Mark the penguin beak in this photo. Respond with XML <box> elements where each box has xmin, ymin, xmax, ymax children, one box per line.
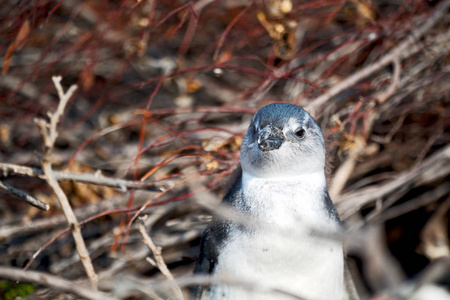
<box><xmin>257</xmin><ymin>125</ymin><xmax>285</xmax><ymax>151</ymax></box>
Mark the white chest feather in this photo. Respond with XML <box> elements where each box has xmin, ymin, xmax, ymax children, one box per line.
<box><xmin>210</xmin><ymin>172</ymin><xmax>346</xmax><ymax>300</ymax></box>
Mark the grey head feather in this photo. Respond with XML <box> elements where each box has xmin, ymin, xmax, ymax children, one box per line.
<box><xmin>241</xmin><ymin>103</ymin><xmax>326</xmax><ymax>178</ymax></box>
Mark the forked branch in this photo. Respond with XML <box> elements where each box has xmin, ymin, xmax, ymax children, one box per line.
<box><xmin>34</xmin><ymin>76</ymin><xmax>98</xmax><ymax>289</ymax></box>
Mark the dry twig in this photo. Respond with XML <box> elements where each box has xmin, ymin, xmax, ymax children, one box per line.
<box><xmin>304</xmin><ymin>0</ymin><xmax>450</xmax><ymax>114</ymax></box>
<box><xmin>34</xmin><ymin>76</ymin><xmax>98</xmax><ymax>289</ymax></box>
<box><xmin>137</xmin><ymin>215</ymin><xmax>184</xmax><ymax>300</ymax></box>
<box><xmin>0</xmin><ymin>162</ymin><xmax>169</xmax><ymax>192</ymax></box>
<box><xmin>0</xmin><ymin>193</ymin><xmax>127</xmax><ymax>240</ymax></box>
<box><xmin>376</xmin><ymin>58</ymin><xmax>401</xmax><ymax>104</ymax></box>
<box><xmin>0</xmin><ymin>179</ymin><xmax>49</xmax><ymax>211</ymax></box>
<box><xmin>336</xmin><ymin>145</ymin><xmax>450</xmax><ymax>219</ymax></box>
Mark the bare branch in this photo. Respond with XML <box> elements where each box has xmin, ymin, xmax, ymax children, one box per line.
<box><xmin>329</xmin><ymin>156</ymin><xmax>357</xmax><ymax>200</ymax></box>
<box><xmin>376</xmin><ymin>58</ymin><xmax>401</xmax><ymax>104</ymax></box>
<box><xmin>304</xmin><ymin>0</ymin><xmax>450</xmax><ymax>114</ymax></box>
<box><xmin>0</xmin><ymin>266</ymin><xmax>118</xmax><ymax>300</ymax></box>
<box><xmin>375</xmin><ymin>184</ymin><xmax>450</xmax><ymax>223</ymax></box>
<box><xmin>362</xmin><ymin>227</ymin><xmax>405</xmax><ymax>291</ymax></box>
<box><xmin>0</xmin><ymin>193</ymin><xmax>127</xmax><ymax>241</ymax></box>
<box><xmin>336</xmin><ymin>145</ymin><xmax>450</xmax><ymax>219</ymax></box>
<box><xmin>0</xmin><ymin>162</ymin><xmax>168</xmax><ymax>192</ymax></box>
<box><xmin>137</xmin><ymin>215</ymin><xmax>184</xmax><ymax>300</ymax></box>
<box><xmin>0</xmin><ymin>180</ymin><xmax>49</xmax><ymax>211</ymax></box>
<box><xmin>34</xmin><ymin>76</ymin><xmax>98</xmax><ymax>289</ymax></box>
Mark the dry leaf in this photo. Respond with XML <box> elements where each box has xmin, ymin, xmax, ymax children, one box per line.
<box><xmin>349</xmin><ymin>0</ymin><xmax>376</xmax><ymax>25</ymax></box>
<box><xmin>186</xmin><ymin>79</ymin><xmax>202</xmax><ymax>93</ymax></box>
<box><xmin>338</xmin><ymin>134</ymin><xmax>367</xmax><ymax>160</ymax></box>
<box><xmin>14</xmin><ymin>19</ymin><xmax>30</xmax><ymax>51</ymax></box>
<box><xmin>2</xmin><ymin>20</ymin><xmax>30</xmax><ymax>74</ymax></box>
<box><xmin>262</xmin><ymin>0</ymin><xmax>293</xmax><ymax>19</ymax></box>
<box><xmin>2</xmin><ymin>43</ymin><xmax>15</xmax><ymax>75</ymax></box>
<box><xmin>216</xmin><ymin>49</ymin><xmax>233</xmax><ymax>64</ymax></box>
<box><xmin>257</xmin><ymin>1</ymin><xmax>297</xmax><ymax>60</ymax></box>
<box><xmin>205</xmin><ymin>160</ymin><xmax>219</xmax><ymax>171</ymax></box>
<box><xmin>202</xmin><ymin>137</ymin><xmax>228</xmax><ymax>152</ymax></box>
<box><xmin>420</xmin><ymin>198</ymin><xmax>450</xmax><ymax>260</ymax></box>
<box><xmin>81</xmin><ymin>66</ymin><xmax>95</xmax><ymax>92</ymax></box>
<box><xmin>61</xmin><ymin>162</ymin><xmax>117</xmax><ymax>206</ymax></box>
<box><xmin>0</xmin><ymin>123</ymin><xmax>11</xmax><ymax>145</ymax></box>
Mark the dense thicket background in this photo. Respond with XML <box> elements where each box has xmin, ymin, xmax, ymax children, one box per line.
<box><xmin>0</xmin><ymin>0</ymin><xmax>449</xmax><ymax>299</ymax></box>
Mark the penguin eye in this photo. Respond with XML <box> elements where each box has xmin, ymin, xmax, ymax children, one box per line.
<box><xmin>295</xmin><ymin>128</ymin><xmax>306</xmax><ymax>139</ymax></box>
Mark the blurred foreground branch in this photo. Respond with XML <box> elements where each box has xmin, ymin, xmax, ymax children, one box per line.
<box><xmin>336</xmin><ymin>144</ymin><xmax>450</xmax><ymax>219</ymax></box>
<box><xmin>0</xmin><ymin>266</ymin><xmax>118</xmax><ymax>300</ymax></box>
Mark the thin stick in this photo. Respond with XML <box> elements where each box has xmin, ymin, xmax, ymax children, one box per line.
<box><xmin>0</xmin><ymin>180</ymin><xmax>49</xmax><ymax>211</ymax></box>
<box><xmin>0</xmin><ymin>266</ymin><xmax>118</xmax><ymax>300</ymax></box>
<box><xmin>376</xmin><ymin>58</ymin><xmax>401</xmax><ymax>104</ymax></box>
<box><xmin>213</xmin><ymin>2</ymin><xmax>252</xmax><ymax>61</ymax></box>
<box><xmin>375</xmin><ymin>184</ymin><xmax>450</xmax><ymax>223</ymax></box>
<box><xmin>0</xmin><ymin>162</ymin><xmax>168</xmax><ymax>192</ymax></box>
<box><xmin>304</xmin><ymin>0</ymin><xmax>450</xmax><ymax>113</ymax></box>
<box><xmin>134</xmin><ymin>105</ymin><xmax>257</xmax><ymax>117</ymax></box>
<box><xmin>34</xmin><ymin>76</ymin><xmax>98</xmax><ymax>289</ymax></box>
<box><xmin>337</xmin><ymin>144</ymin><xmax>450</xmax><ymax>219</ymax></box>
<box><xmin>137</xmin><ymin>215</ymin><xmax>184</xmax><ymax>300</ymax></box>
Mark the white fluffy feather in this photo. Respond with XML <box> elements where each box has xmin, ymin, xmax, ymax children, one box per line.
<box><xmin>197</xmin><ymin>104</ymin><xmax>348</xmax><ymax>300</ymax></box>
<box><xmin>210</xmin><ymin>171</ymin><xmax>345</xmax><ymax>300</ymax></box>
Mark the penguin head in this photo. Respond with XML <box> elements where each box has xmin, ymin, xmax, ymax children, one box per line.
<box><xmin>240</xmin><ymin>103</ymin><xmax>326</xmax><ymax>179</ymax></box>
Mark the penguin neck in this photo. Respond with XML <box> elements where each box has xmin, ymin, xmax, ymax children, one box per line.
<box><xmin>240</xmin><ymin>170</ymin><xmax>331</xmax><ymax>229</ymax></box>
<box><xmin>241</xmin><ymin>170</ymin><xmax>327</xmax><ymax>190</ymax></box>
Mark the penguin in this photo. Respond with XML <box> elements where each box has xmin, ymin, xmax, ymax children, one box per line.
<box><xmin>191</xmin><ymin>103</ymin><xmax>359</xmax><ymax>300</ymax></box>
